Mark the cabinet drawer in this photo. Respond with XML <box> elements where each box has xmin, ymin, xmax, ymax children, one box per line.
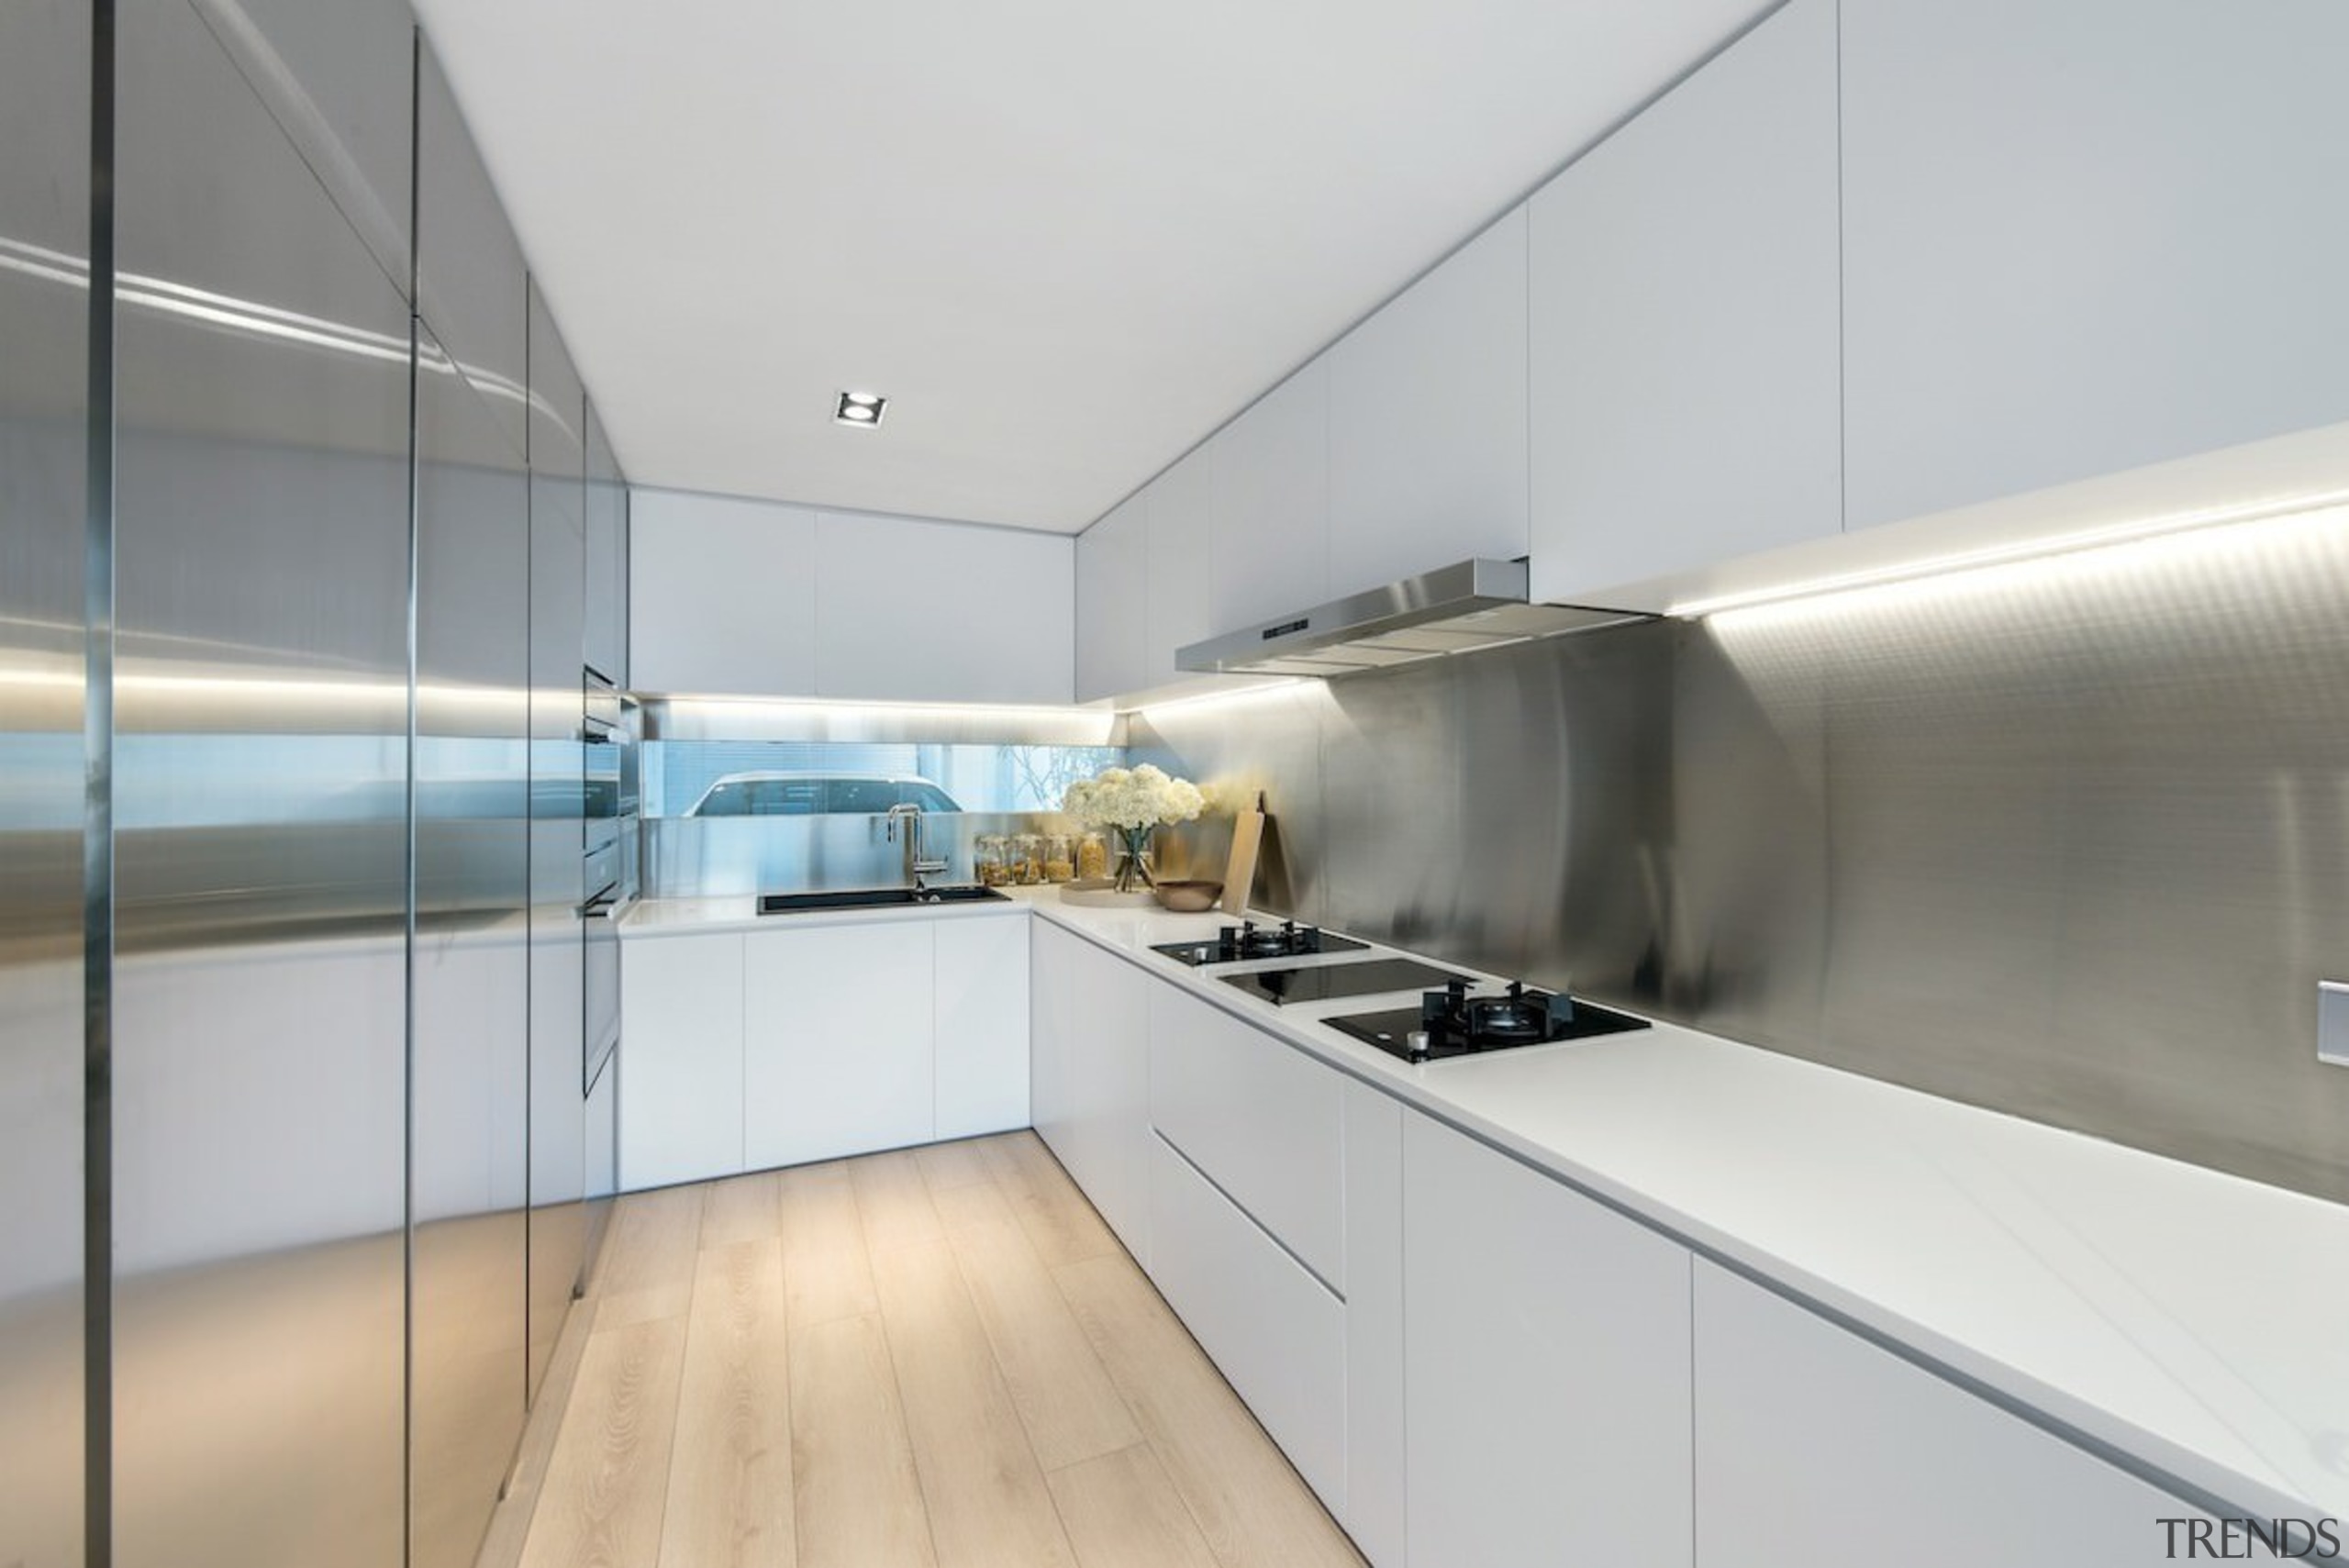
<box><xmin>1147</xmin><ymin>1132</ymin><xmax>1346</xmax><ymax>1515</ymax></box>
<box><xmin>1147</xmin><ymin>983</ymin><xmax>1345</xmax><ymax>1290</ymax></box>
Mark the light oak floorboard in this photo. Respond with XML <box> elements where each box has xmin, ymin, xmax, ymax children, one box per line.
<box><xmin>870</xmin><ymin>1239</ymin><xmax>1080</xmax><ymax>1568</ymax></box>
<box><xmin>789</xmin><ymin>1313</ymin><xmax>937</xmax><ymax>1568</ymax></box>
<box><xmin>932</xmin><ymin>1179</ymin><xmax>1142</xmax><ymax>1472</ymax></box>
<box><xmin>518</xmin><ymin>1316</ymin><xmax>689</xmax><ymax>1568</ymax></box>
<box><xmin>980</xmin><ymin>1131</ymin><xmax>1121</xmax><ymax>1270</ymax></box>
<box><xmin>658</xmin><ymin>1240</ymin><xmax>795</xmax><ymax>1568</ymax></box>
<box><xmin>1055</xmin><ymin>1255</ymin><xmax>1365</xmax><ymax>1568</ymax></box>
<box><xmin>598</xmin><ymin>1185</ymin><xmax>707</xmax><ymax>1328</ymax></box>
<box><xmin>699</xmin><ymin>1171</ymin><xmax>784</xmax><ymax>1251</ymax></box>
<box><xmin>476</xmin><ymin>1296</ymin><xmax>597</xmax><ymax>1568</ymax></box>
<box><xmin>776</xmin><ymin>1162</ymin><xmax>878</xmax><ymax>1330</ymax></box>
<box><xmin>850</xmin><ymin>1148</ymin><xmax>945</xmax><ymax>1256</ymax></box>
<box><xmin>911</xmin><ymin>1136</ymin><xmax>995</xmax><ymax>1194</ymax></box>
<box><xmin>1047</xmin><ymin>1443</ymin><xmax>1224</xmax><ymax>1568</ymax></box>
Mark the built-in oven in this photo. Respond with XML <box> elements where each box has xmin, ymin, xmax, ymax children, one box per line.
<box><xmin>582</xmin><ymin>667</ymin><xmax>626</xmax><ymax>1093</ymax></box>
<box><xmin>582</xmin><ymin>833</ymin><xmax>621</xmax><ymax>1093</ymax></box>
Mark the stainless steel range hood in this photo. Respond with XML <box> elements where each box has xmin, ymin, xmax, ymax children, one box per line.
<box><xmin>1174</xmin><ymin>559</ymin><xmax>1649</xmax><ymax>678</ymax></box>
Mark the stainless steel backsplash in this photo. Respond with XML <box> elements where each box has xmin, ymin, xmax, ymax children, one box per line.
<box><xmin>1133</xmin><ymin>512</ymin><xmax>2349</xmax><ymax>1203</ymax></box>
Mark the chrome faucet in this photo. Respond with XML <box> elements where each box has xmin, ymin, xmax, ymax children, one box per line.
<box><xmin>885</xmin><ymin>802</ymin><xmax>950</xmax><ymax>891</ymax></box>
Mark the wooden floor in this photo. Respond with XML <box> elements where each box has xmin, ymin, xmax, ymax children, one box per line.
<box><xmin>493</xmin><ymin>1132</ymin><xmax>1366</xmax><ymax>1568</ymax></box>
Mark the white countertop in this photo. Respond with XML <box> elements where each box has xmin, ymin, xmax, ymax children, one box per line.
<box><xmin>618</xmin><ymin>889</ymin><xmax>1030</xmax><ymax>938</ymax></box>
<box><xmin>620</xmin><ymin>884</ymin><xmax>2349</xmax><ymax>1518</ymax></box>
<box><xmin>1021</xmin><ymin>890</ymin><xmax>2349</xmax><ymax>1523</ymax></box>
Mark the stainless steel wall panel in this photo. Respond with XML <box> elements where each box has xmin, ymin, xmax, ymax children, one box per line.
<box><xmin>415</xmin><ymin>33</ymin><xmax>529</xmax><ymax>462</ymax></box>
<box><xmin>111</xmin><ymin>3</ymin><xmax>411</xmax><ymax>1563</ymax></box>
<box><xmin>525</xmin><ymin>278</ymin><xmax>586</xmax><ymax>1399</ymax></box>
<box><xmin>0</xmin><ymin>2</ymin><xmax>89</xmax><ymax>1562</ymax></box>
<box><xmin>1133</xmin><ymin>511</ymin><xmax>2349</xmax><ymax>1203</ymax></box>
<box><xmin>409</xmin><ymin>320</ymin><xmax>533</xmax><ymax>1568</ymax></box>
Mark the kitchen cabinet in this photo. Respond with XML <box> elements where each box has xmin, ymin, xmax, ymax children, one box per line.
<box><xmin>1693</xmin><ymin>1261</ymin><xmax>2210</xmax><ymax>1564</ymax></box>
<box><xmin>583</xmin><ymin>399</ymin><xmax>628</xmax><ymax>685</ymax></box>
<box><xmin>1404</xmin><ymin>1111</ymin><xmax>1694</xmax><ymax>1568</ymax></box>
<box><xmin>1527</xmin><ymin>0</ymin><xmax>1841</xmax><ymax>606</ymax></box>
<box><xmin>415</xmin><ymin>33</ymin><xmax>529</xmax><ymax>465</ymax></box>
<box><xmin>1139</xmin><ymin>449</ymin><xmax>1218</xmax><ymax>689</ymax></box>
<box><xmin>1028</xmin><ymin>922</ymin><xmax>1151</xmax><ymax>1260</ymax></box>
<box><xmin>813</xmin><ymin>509</ymin><xmax>1074</xmax><ymax>704</ymax></box>
<box><xmin>1210</xmin><ymin>361</ymin><xmax>1330</xmax><ymax>633</ymax></box>
<box><xmin>1029</xmin><ymin>920</ymin><xmax>1081</xmax><ymax>1158</ymax></box>
<box><xmin>1341</xmin><ymin>1080</ymin><xmax>1406</xmax><ymax>1568</ymax></box>
<box><xmin>744</xmin><ymin>923</ymin><xmax>936</xmax><ymax>1168</ymax></box>
<box><xmin>1146</xmin><ymin>1133</ymin><xmax>1348</xmax><ymax>1514</ymax></box>
<box><xmin>933</xmin><ymin>915</ymin><xmax>1030</xmax><ymax>1140</ymax></box>
<box><xmin>1840</xmin><ymin>0</ymin><xmax>2349</xmax><ymax>531</ymax></box>
<box><xmin>1074</xmin><ymin>491</ymin><xmax>1150</xmax><ymax>702</ymax></box>
<box><xmin>1327</xmin><ymin>208</ymin><xmax>1530</xmax><ymax>598</ymax></box>
<box><xmin>618</xmin><ymin>930</ymin><xmax>743</xmax><ymax>1190</ymax></box>
<box><xmin>1145</xmin><ymin>983</ymin><xmax>1344</xmax><ymax>1290</ymax></box>
<box><xmin>629</xmin><ymin>487</ymin><xmax>818</xmax><ymax>696</ymax></box>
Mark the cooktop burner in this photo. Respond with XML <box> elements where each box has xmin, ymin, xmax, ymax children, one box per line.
<box><xmin>1326</xmin><ymin>979</ymin><xmax>1650</xmax><ymax>1062</ymax></box>
<box><xmin>1151</xmin><ymin>919</ymin><xmax>1370</xmax><ymax>967</ymax></box>
<box><xmin>1219</xmin><ymin>958</ymin><xmax>1470</xmax><ymax>1006</ymax></box>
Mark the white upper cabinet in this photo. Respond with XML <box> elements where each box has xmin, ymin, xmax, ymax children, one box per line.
<box><xmin>1328</xmin><ymin>208</ymin><xmax>1531</xmax><ymax>597</ymax></box>
<box><xmin>814</xmin><ymin>510</ymin><xmax>1073</xmax><ymax>704</ymax></box>
<box><xmin>629</xmin><ymin>487</ymin><xmax>818</xmax><ymax>696</ymax></box>
<box><xmin>629</xmin><ymin>487</ymin><xmax>1073</xmax><ymax>702</ymax></box>
<box><xmin>1141</xmin><ymin>447</ymin><xmax>1217</xmax><ymax>686</ymax></box>
<box><xmin>1210</xmin><ymin>361</ymin><xmax>1330</xmax><ymax>633</ymax></box>
<box><xmin>1840</xmin><ymin>0</ymin><xmax>2349</xmax><ymax>531</ymax></box>
<box><xmin>1074</xmin><ymin>490</ymin><xmax>1149</xmax><ymax>702</ymax></box>
<box><xmin>1529</xmin><ymin>0</ymin><xmax>1842</xmax><ymax>606</ymax></box>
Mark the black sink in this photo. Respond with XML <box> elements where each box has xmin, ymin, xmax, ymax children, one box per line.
<box><xmin>757</xmin><ymin>885</ymin><xmax>1010</xmax><ymax>915</ymax></box>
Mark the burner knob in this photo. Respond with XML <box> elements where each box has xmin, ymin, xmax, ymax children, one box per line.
<box><xmin>1405</xmin><ymin>1030</ymin><xmax>1431</xmax><ymax>1062</ymax></box>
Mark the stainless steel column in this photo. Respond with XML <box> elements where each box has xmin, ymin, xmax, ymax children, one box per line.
<box><xmin>0</xmin><ymin>3</ymin><xmax>92</xmax><ymax>1563</ymax></box>
<box><xmin>110</xmin><ymin>1</ymin><xmax>411</xmax><ymax>1562</ymax></box>
<box><xmin>525</xmin><ymin>278</ymin><xmax>587</xmax><ymax>1399</ymax></box>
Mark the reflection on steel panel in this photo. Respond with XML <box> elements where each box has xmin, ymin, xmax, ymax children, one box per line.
<box><xmin>0</xmin><ymin>2</ymin><xmax>89</xmax><ymax>1562</ymax></box>
<box><xmin>111</xmin><ymin>4</ymin><xmax>409</xmax><ymax>1564</ymax></box>
<box><xmin>410</xmin><ymin>319</ymin><xmax>533</xmax><ymax>1568</ymax></box>
<box><xmin>526</xmin><ymin>276</ymin><xmax>587</xmax><ymax>1400</ymax></box>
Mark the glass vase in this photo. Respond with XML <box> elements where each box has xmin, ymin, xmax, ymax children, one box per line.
<box><xmin>1112</xmin><ymin>825</ymin><xmax>1156</xmax><ymax>894</ymax></box>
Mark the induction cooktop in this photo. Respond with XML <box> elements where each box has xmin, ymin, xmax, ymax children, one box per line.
<box><xmin>1219</xmin><ymin>958</ymin><xmax>1471</xmax><ymax>1006</ymax></box>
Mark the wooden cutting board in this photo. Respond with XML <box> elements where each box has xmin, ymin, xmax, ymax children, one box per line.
<box><xmin>1219</xmin><ymin>793</ymin><xmax>1265</xmax><ymax>915</ymax></box>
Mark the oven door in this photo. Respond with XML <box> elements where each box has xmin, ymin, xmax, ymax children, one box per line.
<box><xmin>581</xmin><ymin>836</ymin><xmax>621</xmax><ymax>1094</ymax></box>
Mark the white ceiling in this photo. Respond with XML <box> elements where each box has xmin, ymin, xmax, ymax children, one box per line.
<box><xmin>412</xmin><ymin>0</ymin><xmax>1774</xmax><ymax>535</ymax></box>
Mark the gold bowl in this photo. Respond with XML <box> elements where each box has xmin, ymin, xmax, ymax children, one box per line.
<box><xmin>1152</xmin><ymin>880</ymin><xmax>1224</xmax><ymax>913</ymax></box>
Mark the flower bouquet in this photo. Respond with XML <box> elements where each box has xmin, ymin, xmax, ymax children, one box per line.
<box><xmin>1061</xmin><ymin>764</ymin><xmax>1206</xmax><ymax>895</ymax></box>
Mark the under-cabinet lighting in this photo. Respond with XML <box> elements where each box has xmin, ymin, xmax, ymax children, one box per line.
<box><xmin>1131</xmin><ymin>680</ymin><xmax>1312</xmax><ymax>720</ymax></box>
<box><xmin>1669</xmin><ymin>485</ymin><xmax>2349</xmax><ymax>619</ymax></box>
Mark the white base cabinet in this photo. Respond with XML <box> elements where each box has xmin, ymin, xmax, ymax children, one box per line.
<box><xmin>1146</xmin><ymin>1134</ymin><xmax>1349</xmax><ymax>1513</ymax></box>
<box><xmin>618</xmin><ymin>914</ymin><xmax>1029</xmax><ymax>1191</ymax></box>
<box><xmin>1404</xmin><ymin>1111</ymin><xmax>1694</xmax><ymax>1568</ymax></box>
<box><xmin>1693</xmin><ymin>1261</ymin><xmax>2207</xmax><ymax>1566</ymax></box>
<box><xmin>1028</xmin><ymin>919</ymin><xmax>1151</xmax><ymax>1260</ymax></box>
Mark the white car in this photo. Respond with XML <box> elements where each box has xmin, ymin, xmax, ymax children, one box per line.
<box><xmin>684</xmin><ymin>772</ymin><xmax>962</xmax><ymax>817</ymax></box>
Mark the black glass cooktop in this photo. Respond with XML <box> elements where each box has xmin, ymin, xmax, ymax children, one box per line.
<box><xmin>1151</xmin><ymin>922</ymin><xmax>1371</xmax><ymax>967</ymax></box>
<box><xmin>1325</xmin><ymin>983</ymin><xmax>1650</xmax><ymax>1063</ymax></box>
<box><xmin>1219</xmin><ymin>959</ymin><xmax>1470</xmax><ymax>1006</ymax></box>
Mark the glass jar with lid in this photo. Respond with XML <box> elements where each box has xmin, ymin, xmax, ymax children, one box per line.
<box><xmin>1041</xmin><ymin>833</ymin><xmax>1074</xmax><ymax>883</ymax></box>
<box><xmin>974</xmin><ymin>834</ymin><xmax>1009</xmax><ymax>887</ymax></box>
<box><xmin>1014</xmin><ymin>833</ymin><xmax>1045</xmax><ymax>884</ymax></box>
<box><xmin>1074</xmin><ymin>830</ymin><xmax>1110</xmax><ymax>883</ymax></box>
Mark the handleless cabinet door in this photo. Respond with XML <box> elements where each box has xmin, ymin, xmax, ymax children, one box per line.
<box><xmin>933</xmin><ymin>917</ymin><xmax>1030</xmax><ymax>1140</ymax></box>
<box><xmin>584</xmin><ymin>400</ymin><xmax>627</xmax><ymax>685</ymax></box>
<box><xmin>814</xmin><ymin>509</ymin><xmax>1074</xmax><ymax>704</ymax></box>
<box><xmin>416</xmin><ymin>34</ymin><xmax>529</xmax><ymax>463</ymax></box>
<box><xmin>0</xmin><ymin>4</ymin><xmax>87</xmax><ymax>1562</ymax></box>
<box><xmin>1693</xmin><ymin>1261</ymin><xmax>2210</xmax><ymax>1565</ymax></box>
<box><xmin>619</xmin><ymin>932</ymin><xmax>745</xmax><ymax>1190</ymax></box>
<box><xmin>1210</xmin><ymin>361</ymin><xmax>1330</xmax><ymax>634</ymax></box>
<box><xmin>1841</xmin><ymin>0</ymin><xmax>2349</xmax><ymax>530</ymax></box>
<box><xmin>1328</xmin><ymin>208</ymin><xmax>1530</xmax><ymax>598</ymax></box>
<box><xmin>1141</xmin><ymin>450</ymin><xmax>1216</xmax><ymax>687</ymax></box>
<box><xmin>1074</xmin><ymin>494</ymin><xmax>1149</xmax><ymax>701</ymax></box>
<box><xmin>629</xmin><ymin>486</ymin><xmax>818</xmax><ymax>697</ymax></box>
<box><xmin>1529</xmin><ymin>0</ymin><xmax>1842</xmax><ymax>605</ymax></box>
<box><xmin>744</xmin><ymin>923</ymin><xmax>936</xmax><ymax>1168</ymax></box>
<box><xmin>1404</xmin><ymin>1112</ymin><xmax>1694</xmax><ymax>1568</ymax></box>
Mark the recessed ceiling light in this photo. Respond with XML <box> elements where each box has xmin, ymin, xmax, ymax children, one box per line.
<box><xmin>835</xmin><ymin>390</ymin><xmax>886</xmax><ymax>428</ymax></box>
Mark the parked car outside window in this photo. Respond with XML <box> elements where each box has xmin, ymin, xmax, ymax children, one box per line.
<box><xmin>685</xmin><ymin>772</ymin><xmax>962</xmax><ymax>817</ymax></box>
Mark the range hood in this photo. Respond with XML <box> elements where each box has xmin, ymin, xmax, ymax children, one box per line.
<box><xmin>1174</xmin><ymin>559</ymin><xmax>1649</xmax><ymax>678</ymax></box>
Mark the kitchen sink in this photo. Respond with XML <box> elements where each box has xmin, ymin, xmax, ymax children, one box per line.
<box><xmin>757</xmin><ymin>884</ymin><xmax>1011</xmax><ymax>915</ymax></box>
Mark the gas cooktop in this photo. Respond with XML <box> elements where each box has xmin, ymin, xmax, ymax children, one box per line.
<box><xmin>1326</xmin><ymin>979</ymin><xmax>1650</xmax><ymax>1063</ymax></box>
<box><xmin>1151</xmin><ymin>919</ymin><xmax>1370</xmax><ymax>967</ymax></box>
<box><xmin>1219</xmin><ymin>958</ymin><xmax>1470</xmax><ymax>1007</ymax></box>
